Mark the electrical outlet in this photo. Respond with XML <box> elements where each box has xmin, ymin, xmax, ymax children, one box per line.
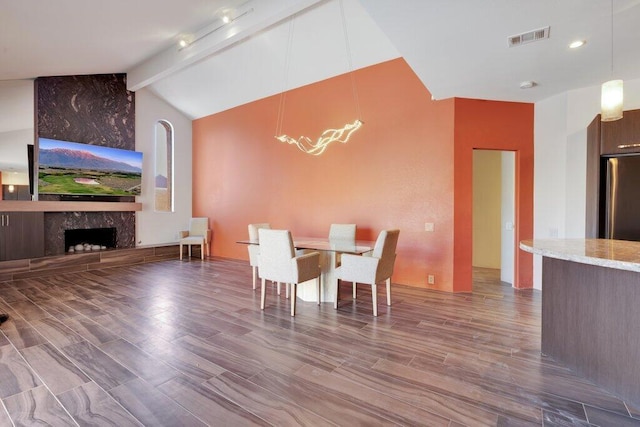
<box><xmin>427</xmin><ymin>274</ymin><xmax>435</xmax><ymax>284</ymax></box>
<box><xmin>425</xmin><ymin>222</ymin><xmax>434</xmax><ymax>232</ymax></box>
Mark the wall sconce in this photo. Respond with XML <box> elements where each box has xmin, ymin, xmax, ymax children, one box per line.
<box><xmin>8</xmin><ymin>185</ymin><xmax>15</xmax><ymax>193</ymax></box>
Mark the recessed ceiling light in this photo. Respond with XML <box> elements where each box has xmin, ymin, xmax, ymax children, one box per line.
<box><xmin>222</xmin><ymin>15</ymin><xmax>230</xmax><ymax>24</ymax></box>
<box><xmin>569</xmin><ymin>40</ymin><xmax>586</xmax><ymax>49</ymax></box>
<box><xmin>520</xmin><ymin>81</ymin><xmax>537</xmax><ymax>89</ymax></box>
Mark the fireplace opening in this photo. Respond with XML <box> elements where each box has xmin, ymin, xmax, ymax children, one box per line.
<box><xmin>65</xmin><ymin>227</ymin><xmax>116</xmax><ymax>252</ymax></box>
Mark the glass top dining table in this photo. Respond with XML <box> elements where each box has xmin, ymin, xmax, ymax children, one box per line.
<box><xmin>237</xmin><ymin>237</ymin><xmax>373</xmax><ymax>254</ymax></box>
<box><xmin>237</xmin><ymin>237</ymin><xmax>375</xmax><ymax>302</ymax></box>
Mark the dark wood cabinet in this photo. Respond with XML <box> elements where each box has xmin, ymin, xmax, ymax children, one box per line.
<box><xmin>0</xmin><ymin>212</ymin><xmax>44</xmax><ymax>261</ymax></box>
<box><xmin>586</xmin><ymin>108</ymin><xmax>640</xmax><ymax>238</ymax></box>
<box><xmin>1</xmin><ymin>185</ymin><xmax>32</xmax><ymax>201</ymax></box>
<box><xmin>600</xmin><ymin>109</ymin><xmax>640</xmax><ymax>155</ymax></box>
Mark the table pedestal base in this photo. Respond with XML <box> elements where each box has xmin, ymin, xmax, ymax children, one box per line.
<box><xmin>297</xmin><ymin>251</ymin><xmax>337</xmax><ymax>302</ymax></box>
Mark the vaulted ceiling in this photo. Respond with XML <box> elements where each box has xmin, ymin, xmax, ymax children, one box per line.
<box><xmin>2</xmin><ymin>0</ymin><xmax>640</xmax><ymax>123</ymax></box>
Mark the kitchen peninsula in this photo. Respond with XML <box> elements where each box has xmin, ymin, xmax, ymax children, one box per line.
<box><xmin>520</xmin><ymin>238</ymin><xmax>640</xmax><ymax>407</ymax></box>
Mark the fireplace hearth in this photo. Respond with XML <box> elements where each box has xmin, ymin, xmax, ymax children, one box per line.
<box><xmin>65</xmin><ymin>227</ymin><xmax>116</xmax><ymax>253</ymax></box>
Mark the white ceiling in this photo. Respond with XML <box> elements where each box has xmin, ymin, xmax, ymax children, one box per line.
<box><xmin>362</xmin><ymin>0</ymin><xmax>640</xmax><ymax>103</ymax></box>
<box><xmin>2</xmin><ymin>0</ymin><xmax>640</xmax><ymax>123</ymax></box>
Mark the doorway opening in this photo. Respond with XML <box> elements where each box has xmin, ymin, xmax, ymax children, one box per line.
<box><xmin>472</xmin><ymin>149</ymin><xmax>516</xmax><ymax>291</ymax></box>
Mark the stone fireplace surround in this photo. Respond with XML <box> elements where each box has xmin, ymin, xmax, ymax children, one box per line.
<box><xmin>33</xmin><ymin>73</ymin><xmax>138</xmax><ymax>257</ymax></box>
<box><xmin>45</xmin><ymin>211</ymin><xmax>135</xmax><ymax>256</ymax></box>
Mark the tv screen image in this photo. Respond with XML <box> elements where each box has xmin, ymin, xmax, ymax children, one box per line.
<box><xmin>38</xmin><ymin>138</ymin><xmax>143</xmax><ymax>196</ymax></box>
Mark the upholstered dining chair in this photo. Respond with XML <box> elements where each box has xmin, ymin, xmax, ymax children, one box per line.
<box><xmin>179</xmin><ymin>217</ymin><xmax>211</xmax><ymax>260</ymax></box>
<box><xmin>329</xmin><ymin>223</ymin><xmax>356</xmax><ymax>242</ymax></box>
<box><xmin>247</xmin><ymin>223</ymin><xmax>271</xmax><ymax>289</ymax></box>
<box><xmin>335</xmin><ymin>229</ymin><xmax>400</xmax><ymax>316</ymax></box>
<box><xmin>329</xmin><ymin>223</ymin><xmax>356</xmax><ymax>267</ymax></box>
<box><xmin>258</xmin><ymin>229</ymin><xmax>321</xmax><ymax>316</ymax></box>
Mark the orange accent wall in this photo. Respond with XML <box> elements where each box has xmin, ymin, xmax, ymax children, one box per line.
<box><xmin>192</xmin><ymin>58</ymin><xmax>534</xmax><ymax>292</ymax></box>
<box><xmin>453</xmin><ymin>98</ymin><xmax>534</xmax><ymax>291</ymax></box>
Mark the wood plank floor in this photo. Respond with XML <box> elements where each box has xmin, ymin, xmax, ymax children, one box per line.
<box><xmin>1</xmin><ymin>259</ymin><xmax>639</xmax><ymax>426</ymax></box>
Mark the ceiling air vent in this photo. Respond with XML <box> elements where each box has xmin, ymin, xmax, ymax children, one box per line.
<box><xmin>508</xmin><ymin>26</ymin><xmax>550</xmax><ymax>47</ymax></box>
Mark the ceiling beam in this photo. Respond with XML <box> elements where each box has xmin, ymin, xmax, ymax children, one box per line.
<box><xmin>127</xmin><ymin>0</ymin><xmax>327</xmax><ymax>92</ymax></box>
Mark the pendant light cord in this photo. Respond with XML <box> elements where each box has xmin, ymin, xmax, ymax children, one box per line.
<box><xmin>339</xmin><ymin>0</ymin><xmax>362</xmax><ymax>121</ymax></box>
<box><xmin>276</xmin><ymin>17</ymin><xmax>295</xmax><ymax>137</ymax></box>
<box><xmin>276</xmin><ymin>0</ymin><xmax>363</xmax><ymax>139</ymax></box>
<box><xmin>610</xmin><ymin>0</ymin><xmax>614</xmax><ymax>78</ymax></box>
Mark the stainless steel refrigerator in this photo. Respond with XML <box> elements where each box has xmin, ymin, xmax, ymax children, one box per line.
<box><xmin>604</xmin><ymin>155</ymin><xmax>640</xmax><ymax>241</ymax></box>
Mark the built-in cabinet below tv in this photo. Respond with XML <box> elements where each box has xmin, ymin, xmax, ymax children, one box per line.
<box><xmin>0</xmin><ymin>212</ymin><xmax>44</xmax><ymax>261</ymax></box>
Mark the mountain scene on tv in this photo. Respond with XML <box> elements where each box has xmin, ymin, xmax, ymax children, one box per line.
<box><xmin>38</xmin><ymin>138</ymin><xmax>142</xmax><ymax>196</ymax></box>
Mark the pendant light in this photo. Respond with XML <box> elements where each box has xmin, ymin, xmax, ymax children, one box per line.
<box><xmin>274</xmin><ymin>0</ymin><xmax>363</xmax><ymax>156</ymax></box>
<box><xmin>601</xmin><ymin>0</ymin><xmax>623</xmax><ymax>122</ymax></box>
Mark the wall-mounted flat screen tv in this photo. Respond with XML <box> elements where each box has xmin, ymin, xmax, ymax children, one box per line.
<box><xmin>38</xmin><ymin>138</ymin><xmax>143</xmax><ymax>196</ymax></box>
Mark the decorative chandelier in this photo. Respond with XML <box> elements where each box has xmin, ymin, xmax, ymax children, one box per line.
<box><xmin>275</xmin><ymin>119</ymin><xmax>362</xmax><ymax>156</ymax></box>
<box><xmin>274</xmin><ymin>0</ymin><xmax>363</xmax><ymax>155</ymax></box>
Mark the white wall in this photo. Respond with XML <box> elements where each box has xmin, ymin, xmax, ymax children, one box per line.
<box><xmin>501</xmin><ymin>151</ymin><xmax>515</xmax><ymax>285</ymax></box>
<box><xmin>0</xmin><ymin>80</ymin><xmax>34</xmax><ymax>175</ymax></box>
<box><xmin>135</xmin><ymin>88</ymin><xmax>193</xmax><ymax>246</ymax></box>
<box><xmin>533</xmin><ymin>77</ymin><xmax>640</xmax><ymax>289</ymax></box>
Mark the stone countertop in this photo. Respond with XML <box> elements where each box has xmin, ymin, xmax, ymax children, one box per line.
<box><xmin>520</xmin><ymin>238</ymin><xmax>640</xmax><ymax>273</ymax></box>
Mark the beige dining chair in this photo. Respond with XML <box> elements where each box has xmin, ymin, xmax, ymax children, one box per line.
<box><xmin>258</xmin><ymin>229</ymin><xmax>321</xmax><ymax>316</ymax></box>
<box><xmin>329</xmin><ymin>223</ymin><xmax>356</xmax><ymax>242</ymax></box>
<box><xmin>329</xmin><ymin>223</ymin><xmax>356</xmax><ymax>268</ymax></box>
<box><xmin>179</xmin><ymin>217</ymin><xmax>211</xmax><ymax>260</ymax></box>
<box><xmin>247</xmin><ymin>223</ymin><xmax>271</xmax><ymax>289</ymax></box>
<box><xmin>335</xmin><ymin>229</ymin><xmax>400</xmax><ymax>316</ymax></box>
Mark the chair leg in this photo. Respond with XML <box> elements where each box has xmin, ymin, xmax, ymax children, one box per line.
<box><xmin>286</xmin><ymin>283</ymin><xmax>290</xmax><ymax>299</ymax></box>
<box><xmin>179</xmin><ymin>243</ymin><xmax>183</xmax><ymax>260</ymax></box>
<box><xmin>277</xmin><ymin>282</ymin><xmax>281</xmax><ymax>296</ymax></box>
<box><xmin>386</xmin><ymin>278</ymin><xmax>391</xmax><ymax>306</ymax></box>
<box><xmin>188</xmin><ymin>244</ymin><xmax>192</xmax><ymax>258</ymax></box>
<box><xmin>353</xmin><ymin>282</ymin><xmax>357</xmax><ymax>299</ymax></box>
<box><xmin>317</xmin><ymin>277</ymin><xmax>321</xmax><ymax>305</ymax></box>
<box><xmin>201</xmin><ymin>243</ymin><xmax>204</xmax><ymax>260</ymax></box>
<box><xmin>291</xmin><ymin>284</ymin><xmax>297</xmax><ymax>316</ymax></box>
<box><xmin>334</xmin><ymin>279</ymin><xmax>340</xmax><ymax>309</ymax></box>
<box><xmin>260</xmin><ymin>278</ymin><xmax>267</xmax><ymax>310</ymax></box>
<box><xmin>252</xmin><ymin>266</ymin><xmax>257</xmax><ymax>290</ymax></box>
<box><xmin>372</xmin><ymin>284</ymin><xmax>378</xmax><ymax>316</ymax></box>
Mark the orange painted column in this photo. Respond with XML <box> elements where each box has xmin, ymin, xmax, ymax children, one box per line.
<box><xmin>453</xmin><ymin>99</ymin><xmax>534</xmax><ymax>291</ymax></box>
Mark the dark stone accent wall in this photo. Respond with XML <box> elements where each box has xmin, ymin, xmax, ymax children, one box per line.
<box><xmin>36</xmin><ymin>74</ymin><xmax>134</xmax><ymax>149</ymax></box>
<box><xmin>35</xmin><ymin>74</ymin><xmax>137</xmax><ymax>255</ymax></box>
